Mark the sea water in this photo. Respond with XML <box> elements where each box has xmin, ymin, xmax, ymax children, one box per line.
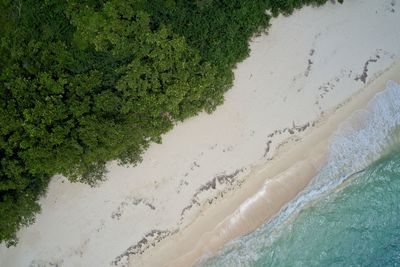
<box><xmin>198</xmin><ymin>81</ymin><xmax>400</xmax><ymax>267</ymax></box>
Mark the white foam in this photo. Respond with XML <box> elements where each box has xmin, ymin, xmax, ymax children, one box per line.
<box><xmin>199</xmin><ymin>81</ymin><xmax>400</xmax><ymax>266</ymax></box>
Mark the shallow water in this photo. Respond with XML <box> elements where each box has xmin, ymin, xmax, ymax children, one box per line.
<box><xmin>251</xmin><ymin>151</ymin><xmax>400</xmax><ymax>267</ymax></box>
<box><xmin>198</xmin><ymin>81</ymin><xmax>400</xmax><ymax>267</ymax></box>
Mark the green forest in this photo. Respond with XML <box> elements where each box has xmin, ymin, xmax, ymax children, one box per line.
<box><xmin>0</xmin><ymin>0</ymin><xmax>340</xmax><ymax>245</ymax></box>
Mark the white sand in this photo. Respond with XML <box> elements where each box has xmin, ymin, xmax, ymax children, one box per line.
<box><xmin>1</xmin><ymin>0</ymin><xmax>400</xmax><ymax>266</ymax></box>
<box><xmin>144</xmin><ymin>62</ymin><xmax>400</xmax><ymax>267</ymax></box>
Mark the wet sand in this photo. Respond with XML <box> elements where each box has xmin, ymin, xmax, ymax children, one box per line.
<box><xmin>1</xmin><ymin>1</ymin><xmax>399</xmax><ymax>267</ymax></box>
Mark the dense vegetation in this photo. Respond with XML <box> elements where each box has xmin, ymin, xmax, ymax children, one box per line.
<box><xmin>0</xmin><ymin>0</ymin><xmax>341</xmax><ymax>245</ymax></box>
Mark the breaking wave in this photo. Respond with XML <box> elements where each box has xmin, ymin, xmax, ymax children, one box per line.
<box><xmin>198</xmin><ymin>81</ymin><xmax>400</xmax><ymax>267</ymax></box>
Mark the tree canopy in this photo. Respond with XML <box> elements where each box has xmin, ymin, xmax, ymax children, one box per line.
<box><xmin>0</xmin><ymin>0</ymin><xmax>339</xmax><ymax>244</ymax></box>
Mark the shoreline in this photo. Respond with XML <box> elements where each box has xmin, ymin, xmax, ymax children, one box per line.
<box><xmin>1</xmin><ymin>1</ymin><xmax>400</xmax><ymax>266</ymax></box>
<box><xmin>136</xmin><ymin>62</ymin><xmax>400</xmax><ymax>267</ymax></box>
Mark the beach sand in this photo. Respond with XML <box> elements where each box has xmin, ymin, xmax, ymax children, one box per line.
<box><xmin>1</xmin><ymin>0</ymin><xmax>400</xmax><ymax>266</ymax></box>
<box><xmin>143</xmin><ymin>62</ymin><xmax>400</xmax><ymax>267</ymax></box>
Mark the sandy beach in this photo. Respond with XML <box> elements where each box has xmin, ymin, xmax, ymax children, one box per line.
<box><xmin>1</xmin><ymin>0</ymin><xmax>400</xmax><ymax>266</ymax></box>
<box><xmin>142</xmin><ymin>62</ymin><xmax>400</xmax><ymax>267</ymax></box>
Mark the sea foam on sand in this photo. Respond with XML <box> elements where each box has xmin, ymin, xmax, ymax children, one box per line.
<box><xmin>1</xmin><ymin>1</ymin><xmax>400</xmax><ymax>267</ymax></box>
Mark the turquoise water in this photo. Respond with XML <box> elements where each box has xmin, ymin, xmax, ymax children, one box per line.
<box><xmin>198</xmin><ymin>81</ymin><xmax>400</xmax><ymax>267</ymax></box>
<box><xmin>253</xmin><ymin>152</ymin><xmax>400</xmax><ymax>266</ymax></box>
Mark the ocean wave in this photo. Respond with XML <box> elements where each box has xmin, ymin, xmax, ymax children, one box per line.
<box><xmin>198</xmin><ymin>81</ymin><xmax>400</xmax><ymax>267</ymax></box>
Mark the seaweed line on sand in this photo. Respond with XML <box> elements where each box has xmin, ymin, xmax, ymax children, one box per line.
<box><xmin>111</xmin><ymin>197</ymin><xmax>156</xmax><ymax>220</ymax></box>
<box><xmin>111</xmin><ymin>229</ymin><xmax>179</xmax><ymax>267</ymax></box>
<box><xmin>264</xmin><ymin>121</ymin><xmax>314</xmax><ymax>158</ymax></box>
<box><xmin>180</xmin><ymin>169</ymin><xmax>244</xmax><ymax>219</ymax></box>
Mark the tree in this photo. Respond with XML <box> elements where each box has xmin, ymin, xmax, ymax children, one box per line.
<box><xmin>0</xmin><ymin>0</ymin><xmax>339</xmax><ymax>244</ymax></box>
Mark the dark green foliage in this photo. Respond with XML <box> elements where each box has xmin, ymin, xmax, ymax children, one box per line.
<box><xmin>143</xmin><ymin>0</ymin><xmax>333</xmax><ymax>71</ymax></box>
<box><xmin>0</xmin><ymin>0</ymin><xmax>341</xmax><ymax>244</ymax></box>
<box><xmin>144</xmin><ymin>1</ymin><xmax>271</xmax><ymax>71</ymax></box>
